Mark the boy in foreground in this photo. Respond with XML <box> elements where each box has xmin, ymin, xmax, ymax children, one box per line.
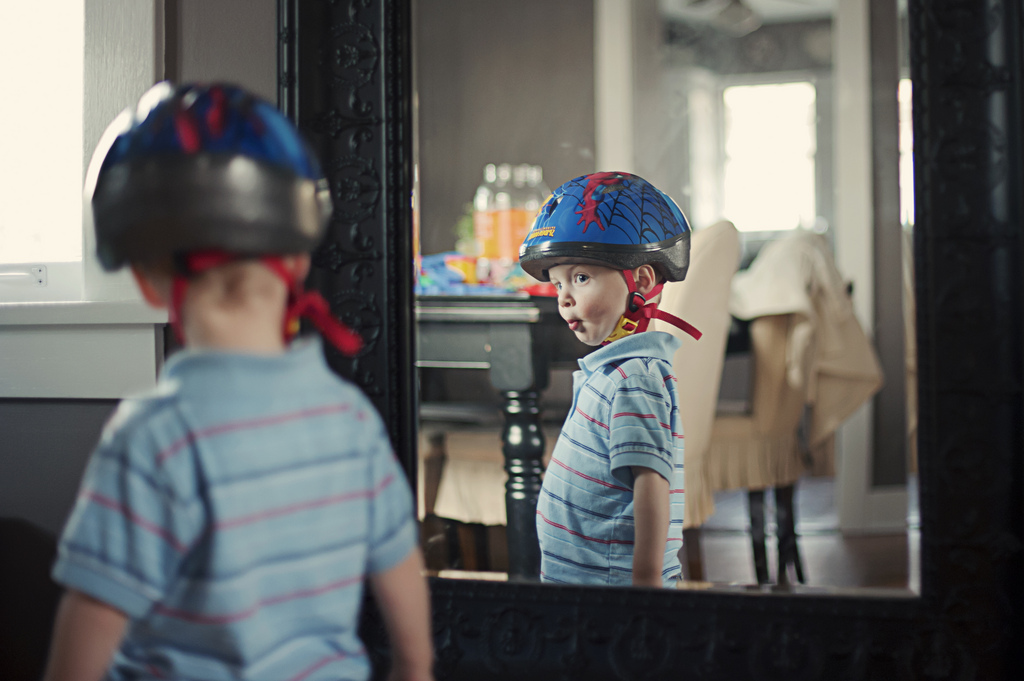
<box><xmin>43</xmin><ymin>83</ymin><xmax>433</xmax><ymax>681</ymax></box>
<box><xmin>520</xmin><ymin>172</ymin><xmax>700</xmax><ymax>587</ymax></box>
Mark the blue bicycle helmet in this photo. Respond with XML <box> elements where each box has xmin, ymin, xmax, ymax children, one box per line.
<box><xmin>518</xmin><ymin>171</ymin><xmax>691</xmax><ymax>282</ymax></box>
<box><xmin>85</xmin><ymin>82</ymin><xmax>362</xmax><ymax>356</ymax></box>
<box><xmin>86</xmin><ymin>81</ymin><xmax>332</xmax><ymax>270</ymax></box>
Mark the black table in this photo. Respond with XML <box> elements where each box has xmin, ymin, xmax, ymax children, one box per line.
<box><xmin>415</xmin><ymin>293</ymin><xmax>751</xmax><ymax>580</ymax></box>
<box><xmin>415</xmin><ymin>293</ymin><xmax>588</xmax><ymax>580</ymax></box>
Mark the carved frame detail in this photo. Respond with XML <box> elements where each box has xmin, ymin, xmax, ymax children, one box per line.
<box><xmin>280</xmin><ymin>1</ymin><xmax>1023</xmax><ymax>678</ymax></box>
<box><xmin>279</xmin><ymin>0</ymin><xmax>417</xmax><ymax>474</ymax></box>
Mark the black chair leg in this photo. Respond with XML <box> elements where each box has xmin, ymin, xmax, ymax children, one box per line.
<box><xmin>681</xmin><ymin>527</ymin><xmax>704</xmax><ymax>581</ymax></box>
<box><xmin>775</xmin><ymin>483</ymin><xmax>806</xmax><ymax>585</ymax></box>
<box><xmin>747</xmin><ymin>489</ymin><xmax>770</xmax><ymax>585</ymax></box>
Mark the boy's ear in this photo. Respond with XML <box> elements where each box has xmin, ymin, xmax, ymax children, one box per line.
<box><xmin>635</xmin><ymin>264</ymin><xmax>659</xmax><ymax>296</ymax></box>
<box><xmin>131</xmin><ymin>266</ymin><xmax>169</xmax><ymax>309</ymax></box>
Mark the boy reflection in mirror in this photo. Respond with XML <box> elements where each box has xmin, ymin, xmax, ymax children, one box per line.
<box><xmin>519</xmin><ymin>172</ymin><xmax>700</xmax><ymax>587</ymax></box>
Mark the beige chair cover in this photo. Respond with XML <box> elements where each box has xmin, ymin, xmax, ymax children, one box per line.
<box><xmin>706</xmin><ymin>314</ymin><xmax>809</xmax><ymax>491</ymax></box>
<box><xmin>654</xmin><ymin>220</ymin><xmax>741</xmax><ymax>528</ymax></box>
<box><xmin>709</xmin><ymin>230</ymin><xmax>884</xmax><ymax>492</ymax></box>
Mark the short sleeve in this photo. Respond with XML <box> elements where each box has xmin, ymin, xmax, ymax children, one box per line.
<box><xmin>364</xmin><ymin>420</ymin><xmax>417</xmax><ymax>575</ymax></box>
<box><xmin>52</xmin><ymin>421</ymin><xmax>205</xmax><ymax>618</ymax></box>
<box><xmin>607</xmin><ymin>375</ymin><xmax>676</xmax><ymax>487</ymax></box>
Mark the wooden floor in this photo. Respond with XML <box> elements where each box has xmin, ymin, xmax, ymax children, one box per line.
<box><xmin>695</xmin><ymin>477</ymin><xmax>919</xmax><ymax>592</ymax></box>
<box><xmin>698</xmin><ymin>529</ymin><xmax>919</xmax><ymax>591</ymax></box>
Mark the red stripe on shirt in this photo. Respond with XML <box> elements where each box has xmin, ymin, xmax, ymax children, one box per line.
<box><xmin>83</xmin><ymin>491</ymin><xmax>188</xmax><ymax>552</ymax></box>
<box><xmin>612</xmin><ymin>412</ymin><xmax>672</xmax><ymax>430</ymax></box>
<box><xmin>156</xmin><ymin>403</ymin><xmax>353</xmax><ymax>466</ymax></box>
<box><xmin>609</xmin><ymin>362</ymin><xmax>628</xmax><ymax>379</ymax></box>
<box><xmin>550</xmin><ymin>457</ymin><xmax>630</xmax><ymax>491</ymax></box>
<box><xmin>664</xmin><ymin>375</ymin><xmax>677</xmax><ymax>382</ymax></box>
<box><xmin>217</xmin><ymin>474</ymin><xmax>395</xmax><ymax>529</ymax></box>
<box><xmin>575</xmin><ymin>407</ymin><xmax>609</xmax><ymax>430</ymax></box>
<box><xmin>536</xmin><ymin>511</ymin><xmax>634</xmax><ymax>545</ymax></box>
<box><xmin>156</xmin><ymin>574</ymin><xmax>362</xmax><ymax>624</ymax></box>
<box><xmin>670</xmin><ymin>489</ymin><xmax>685</xmax><ymax>494</ymax></box>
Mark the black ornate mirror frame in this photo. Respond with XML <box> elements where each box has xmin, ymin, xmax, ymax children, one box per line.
<box><xmin>278</xmin><ymin>1</ymin><xmax>1023</xmax><ymax>678</ymax></box>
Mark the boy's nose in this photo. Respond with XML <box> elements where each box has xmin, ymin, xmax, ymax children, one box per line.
<box><xmin>557</xmin><ymin>290</ymin><xmax>572</xmax><ymax>306</ymax></box>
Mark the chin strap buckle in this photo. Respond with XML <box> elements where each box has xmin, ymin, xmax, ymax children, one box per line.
<box><xmin>627</xmin><ymin>290</ymin><xmax>647</xmax><ymax>313</ymax></box>
<box><xmin>601</xmin><ymin>268</ymin><xmax>702</xmax><ymax>344</ymax></box>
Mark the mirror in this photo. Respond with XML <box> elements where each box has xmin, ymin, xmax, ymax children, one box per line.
<box><xmin>282</xmin><ymin>0</ymin><xmax>1022</xmax><ymax>676</ymax></box>
<box><xmin>410</xmin><ymin>0</ymin><xmax>917</xmax><ymax>591</ymax></box>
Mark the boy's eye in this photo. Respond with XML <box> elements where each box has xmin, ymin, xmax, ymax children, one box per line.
<box><xmin>574</xmin><ymin>273</ymin><xmax>589</xmax><ymax>284</ymax></box>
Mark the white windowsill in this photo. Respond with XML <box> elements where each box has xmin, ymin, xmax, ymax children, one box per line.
<box><xmin>0</xmin><ymin>299</ymin><xmax>166</xmax><ymax>326</ymax></box>
<box><xmin>0</xmin><ymin>300</ymin><xmax>165</xmax><ymax>400</ymax></box>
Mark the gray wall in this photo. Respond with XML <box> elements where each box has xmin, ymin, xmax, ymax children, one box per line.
<box><xmin>415</xmin><ymin>0</ymin><xmax>595</xmax><ymax>256</ymax></box>
<box><xmin>868</xmin><ymin>0</ymin><xmax>906</xmax><ymax>487</ymax></box>
<box><xmin>0</xmin><ymin>401</ymin><xmax>117</xmax><ymax>535</ymax></box>
<box><xmin>169</xmin><ymin>0</ymin><xmax>277</xmax><ymax>101</ymax></box>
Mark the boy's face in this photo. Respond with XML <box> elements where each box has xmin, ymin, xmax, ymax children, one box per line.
<box><xmin>548</xmin><ymin>263</ymin><xmax>628</xmax><ymax>346</ymax></box>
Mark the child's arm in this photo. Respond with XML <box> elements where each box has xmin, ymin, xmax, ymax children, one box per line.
<box><xmin>630</xmin><ymin>466</ymin><xmax>671</xmax><ymax>587</ymax></box>
<box><xmin>43</xmin><ymin>589</ymin><xmax>127</xmax><ymax>681</ymax></box>
<box><xmin>368</xmin><ymin>548</ymin><xmax>435</xmax><ymax>681</ymax></box>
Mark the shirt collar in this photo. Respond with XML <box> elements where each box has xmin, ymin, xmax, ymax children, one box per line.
<box><xmin>577</xmin><ymin>331</ymin><xmax>681</xmax><ymax>376</ymax></box>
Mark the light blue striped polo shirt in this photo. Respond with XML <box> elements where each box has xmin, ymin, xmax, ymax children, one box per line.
<box><xmin>536</xmin><ymin>331</ymin><xmax>685</xmax><ymax>586</ymax></box>
<box><xmin>52</xmin><ymin>338</ymin><xmax>416</xmax><ymax>681</ymax></box>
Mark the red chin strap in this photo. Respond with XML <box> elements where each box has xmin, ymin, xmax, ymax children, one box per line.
<box><xmin>601</xmin><ymin>269</ymin><xmax>702</xmax><ymax>345</ymax></box>
<box><xmin>169</xmin><ymin>251</ymin><xmax>363</xmax><ymax>356</ymax></box>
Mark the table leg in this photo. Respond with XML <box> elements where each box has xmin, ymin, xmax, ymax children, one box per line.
<box><xmin>501</xmin><ymin>389</ymin><xmax>544</xmax><ymax>580</ymax></box>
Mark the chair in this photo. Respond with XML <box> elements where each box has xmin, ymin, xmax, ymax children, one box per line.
<box><xmin>706</xmin><ymin>314</ymin><xmax>809</xmax><ymax>584</ymax></box>
<box><xmin>707</xmin><ymin>230</ymin><xmax>884</xmax><ymax>585</ymax></box>
<box><xmin>654</xmin><ymin>220</ymin><xmax>741</xmax><ymax>580</ymax></box>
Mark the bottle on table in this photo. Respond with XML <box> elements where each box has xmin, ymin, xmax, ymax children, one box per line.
<box><xmin>472</xmin><ymin>163</ymin><xmax>550</xmax><ymax>283</ymax></box>
<box><xmin>472</xmin><ymin>163</ymin><xmax>500</xmax><ymax>259</ymax></box>
<box><xmin>529</xmin><ymin>165</ymin><xmax>551</xmax><ymax>205</ymax></box>
<box><xmin>499</xmin><ymin>164</ymin><xmax>530</xmax><ymax>262</ymax></box>
<box><xmin>521</xmin><ymin>165</ymin><xmax>550</xmax><ymax>249</ymax></box>
<box><xmin>485</xmin><ymin>163</ymin><xmax>514</xmax><ymax>281</ymax></box>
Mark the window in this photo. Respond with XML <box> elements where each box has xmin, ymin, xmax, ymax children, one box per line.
<box><xmin>0</xmin><ymin>0</ymin><xmax>161</xmax><ymax>304</ymax></box>
<box><xmin>0</xmin><ymin>3</ymin><xmax>85</xmax><ymax>300</ymax></box>
<box><xmin>721</xmin><ymin>81</ymin><xmax>817</xmax><ymax>233</ymax></box>
<box><xmin>0</xmin><ymin>3</ymin><xmax>84</xmax><ymax>265</ymax></box>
